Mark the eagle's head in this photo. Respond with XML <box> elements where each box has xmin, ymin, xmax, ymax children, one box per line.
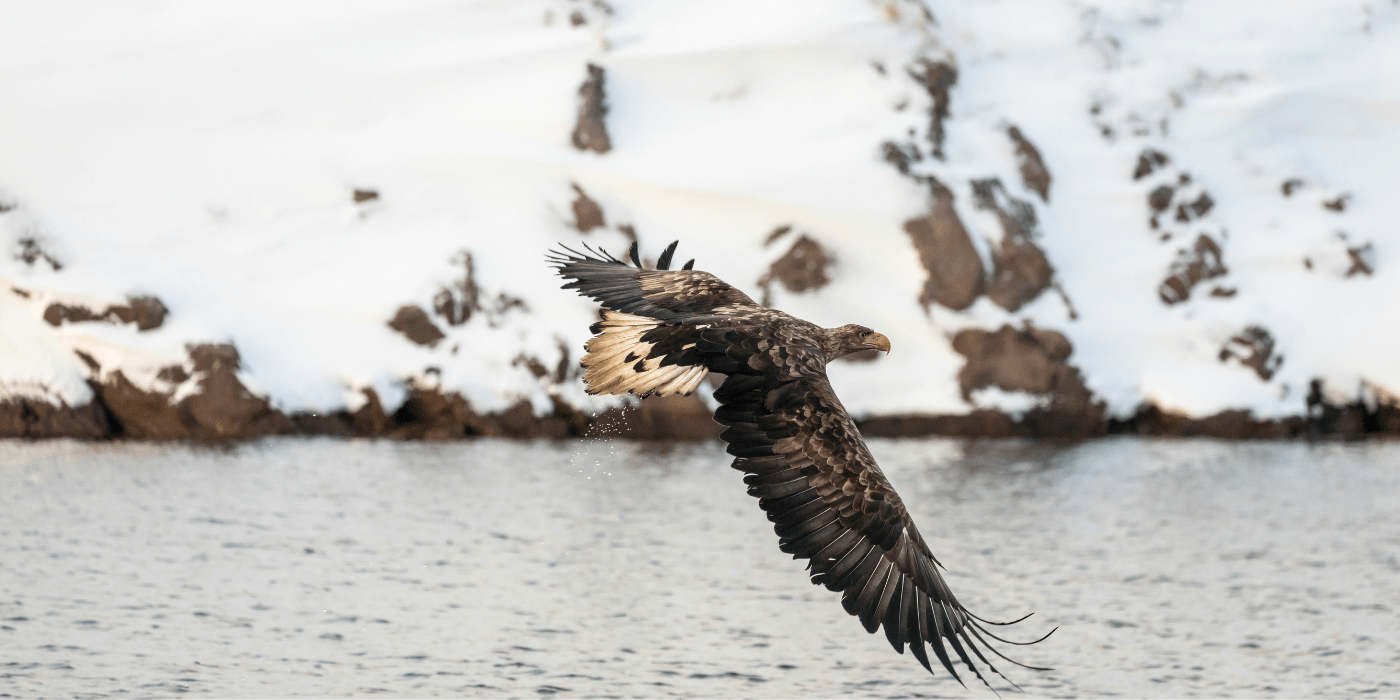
<box><xmin>824</xmin><ymin>324</ymin><xmax>892</xmax><ymax>360</ymax></box>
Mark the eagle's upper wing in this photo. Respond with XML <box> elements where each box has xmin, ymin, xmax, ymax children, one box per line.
<box><xmin>548</xmin><ymin>242</ymin><xmax>760</xmax><ymax>322</ymax></box>
<box><xmin>703</xmin><ymin>333</ymin><xmax>1050</xmax><ymax>690</ymax></box>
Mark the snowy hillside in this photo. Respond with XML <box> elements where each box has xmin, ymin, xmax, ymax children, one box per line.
<box><xmin>2</xmin><ymin>0</ymin><xmax>1398</xmax><ymax>439</ymax></box>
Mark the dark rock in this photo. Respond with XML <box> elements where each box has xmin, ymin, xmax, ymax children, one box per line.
<box><xmin>0</xmin><ymin>396</ymin><xmax>110</xmax><ymax>439</ymax></box>
<box><xmin>972</xmin><ymin>178</ymin><xmax>1054</xmax><ymax>312</ymax></box>
<box><xmin>758</xmin><ymin>234</ymin><xmax>834</xmax><ymax>305</ymax></box>
<box><xmin>179</xmin><ymin>344</ymin><xmax>295</xmax><ymax>440</ymax></box>
<box><xmin>388</xmin><ymin>305</ymin><xmax>446</xmax><ymax>347</ymax></box>
<box><xmin>1007</xmin><ymin>125</ymin><xmax>1051</xmax><ymax>202</ymax></box>
<box><xmin>951</xmin><ymin>323</ymin><xmax>1103</xmax><ymax>438</ymax></box>
<box><xmin>390</xmin><ymin>386</ymin><xmax>473</xmax><ymax>439</ymax></box>
<box><xmin>1281</xmin><ymin>178</ymin><xmax>1304</xmax><ymax>197</ymax></box>
<box><xmin>763</xmin><ymin>225</ymin><xmax>792</xmax><ymax>247</ymax></box>
<box><xmin>570</xmin><ymin>183</ymin><xmax>606</xmax><ymax>232</ymax></box>
<box><xmin>1132</xmin><ymin>149</ymin><xmax>1169</xmax><ymax>180</ymax></box>
<box><xmin>1323</xmin><ymin>194</ymin><xmax>1349</xmax><ymax>212</ymax></box>
<box><xmin>1148</xmin><ymin>185</ymin><xmax>1174</xmax><ymax>214</ymax></box>
<box><xmin>156</xmin><ymin>365</ymin><xmax>190</xmax><ymax>384</ymax></box>
<box><xmin>907</xmin><ymin>60</ymin><xmax>957</xmax><ymax>159</ymax></box>
<box><xmin>73</xmin><ymin>350</ymin><xmax>101</xmax><ymax>372</ymax></box>
<box><xmin>1159</xmin><ymin>234</ymin><xmax>1227</xmax><ymax>305</ymax></box>
<box><xmin>42</xmin><ymin>295</ymin><xmax>168</xmax><ymax>331</ymax></box>
<box><xmin>880</xmin><ymin>141</ymin><xmax>922</xmax><ymax>176</ymax></box>
<box><xmin>0</xmin><ymin>402</ymin><xmax>22</xmax><ymax>437</ymax></box>
<box><xmin>352</xmin><ymin>189</ymin><xmax>379</xmax><ymax>203</ymax></box>
<box><xmin>14</xmin><ymin>237</ymin><xmax>62</xmax><ymax>271</ymax></box>
<box><xmin>93</xmin><ymin>370</ymin><xmax>189</xmax><ymax>440</ymax></box>
<box><xmin>904</xmin><ymin>178</ymin><xmax>985</xmax><ymax>311</ymax></box>
<box><xmin>952</xmin><ymin>323</ymin><xmax>1072</xmax><ymax>399</ymax></box>
<box><xmin>1174</xmin><ymin>191</ymin><xmax>1214</xmax><ymax>222</ymax></box>
<box><xmin>570</xmin><ymin>64</ymin><xmax>612</xmax><ymax>154</ymax></box>
<box><xmin>350</xmin><ymin>388</ymin><xmax>393</xmax><ymax>436</ymax></box>
<box><xmin>498</xmin><ymin>399</ymin><xmax>570</xmax><ymax>439</ymax></box>
<box><xmin>1109</xmin><ymin>404</ymin><xmax>1306</xmax><ymax>439</ymax></box>
<box><xmin>1218</xmin><ymin>326</ymin><xmax>1283</xmax><ymax>381</ymax></box>
<box><xmin>1346</xmin><ymin>242</ymin><xmax>1375</xmax><ymax>277</ymax></box>
<box><xmin>127</xmin><ymin>296</ymin><xmax>169</xmax><ymax>330</ymax></box>
<box><xmin>433</xmin><ymin>251</ymin><xmax>481</xmax><ymax>326</ymax></box>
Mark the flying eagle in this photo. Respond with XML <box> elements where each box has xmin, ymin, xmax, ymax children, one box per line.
<box><xmin>548</xmin><ymin>240</ymin><xmax>1051</xmax><ymax>690</ymax></box>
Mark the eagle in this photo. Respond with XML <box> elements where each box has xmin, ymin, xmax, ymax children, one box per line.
<box><xmin>548</xmin><ymin>240</ymin><xmax>1051</xmax><ymax>690</ymax></box>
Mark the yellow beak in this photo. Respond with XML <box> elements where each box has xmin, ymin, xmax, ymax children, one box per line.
<box><xmin>864</xmin><ymin>332</ymin><xmax>891</xmax><ymax>354</ymax></box>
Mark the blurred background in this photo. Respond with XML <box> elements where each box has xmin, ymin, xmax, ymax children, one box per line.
<box><xmin>3</xmin><ymin>0</ymin><xmax>1398</xmax><ymax>440</ymax></box>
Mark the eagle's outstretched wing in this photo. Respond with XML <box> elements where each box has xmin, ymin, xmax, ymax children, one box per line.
<box><xmin>549</xmin><ymin>241</ymin><xmax>1050</xmax><ymax>689</ymax></box>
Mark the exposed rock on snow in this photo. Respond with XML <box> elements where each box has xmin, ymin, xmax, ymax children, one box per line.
<box><xmin>570</xmin><ymin>64</ymin><xmax>612</xmax><ymax>154</ymax></box>
<box><xmin>1133</xmin><ymin>149</ymin><xmax>1170</xmax><ymax>180</ymax></box>
<box><xmin>570</xmin><ymin>183</ymin><xmax>607</xmax><ymax>232</ymax></box>
<box><xmin>951</xmin><ymin>323</ymin><xmax>1103</xmax><ymax>437</ymax></box>
<box><xmin>432</xmin><ymin>251</ymin><xmax>483</xmax><ymax>326</ymax></box>
<box><xmin>907</xmin><ymin>59</ymin><xmax>957</xmax><ymax>160</ymax></box>
<box><xmin>757</xmin><ymin>233</ymin><xmax>834</xmax><ymax>306</ymax></box>
<box><xmin>972</xmin><ymin>178</ymin><xmax>1054</xmax><ymax>313</ymax></box>
<box><xmin>387</xmin><ymin>305</ymin><xmax>446</xmax><ymax>347</ymax></box>
<box><xmin>13</xmin><ymin>237</ymin><xmax>61</xmax><ymax>271</ymax></box>
<box><xmin>1159</xmin><ymin>234</ymin><xmax>1228</xmax><ymax>305</ymax></box>
<box><xmin>1007</xmin><ymin>126</ymin><xmax>1051</xmax><ymax>203</ymax></box>
<box><xmin>43</xmin><ymin>295</ymin><xmax>167</xmax><ymax>331</ymax></box>
<box><xmin>904</xmin><ymin>179</ymin><xmax>984</xmax><ymax>311</ymax></box>
<box><xmin>1219</xmin><ymin>326</ymin><xmax>1284</xmax><ymax>382</ymax></box>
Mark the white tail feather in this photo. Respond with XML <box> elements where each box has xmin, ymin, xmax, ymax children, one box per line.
<box><xmin>581</xmin><ymin>311</ymin><xmax>709</xmax><ymax>397</ymax></box>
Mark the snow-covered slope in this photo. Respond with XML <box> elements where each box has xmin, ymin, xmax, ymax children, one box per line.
<box><xmin>2</xmin><ymin>0</ymin><xmax>1398</xmax><ymax>438</ymax></box>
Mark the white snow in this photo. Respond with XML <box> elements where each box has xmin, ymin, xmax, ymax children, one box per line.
<box><xmin>1</xmin><ymin>0</ymin><xmax>1397</xmax><ymax>420</ymax></box>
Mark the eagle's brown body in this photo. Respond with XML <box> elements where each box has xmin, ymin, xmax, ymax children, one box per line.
<box><xmin>549</xmin><ymin>241</ymin><xmax>1048</xmax><ymax>690</ymax></box>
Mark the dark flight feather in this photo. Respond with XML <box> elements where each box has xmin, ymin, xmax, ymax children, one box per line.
<box><xmin>549</xmin><ymin>241</ymin><xmax>1051</xmax><ymax>689</ymax></box>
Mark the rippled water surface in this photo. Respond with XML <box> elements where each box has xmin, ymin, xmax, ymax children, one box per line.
<box><xmin>1</xmin><ymin>437</ymin><xmax>1398</xmax><ymax>698</ymax></box>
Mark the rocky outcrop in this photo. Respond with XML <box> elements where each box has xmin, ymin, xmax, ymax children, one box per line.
<box><xmin>0</xmin><ymin>393</ymin><xmax>109</xmax><ymax>439</ymax></box>
<box><xmin>86</xmin><ymin>343</ymin><xmax>294</xmax><ymax>440</ymax></box>
<box><xmin>570</xmin><ymin>183</ymin><xmax>606</xmax><ymax>232</ymax></box>
<box><xmin>951</xmin><ymin>323</ymin><xmax>1104</xmax><ymax>437</ymax></box>
<box><xmin>1007</xmin><ymin>126</ymin><xmax>1051</xmax><ymax>202</ymax></box>
<box><xmin>387</xmin><ymin>305</ymin><xmax>446</xmax><ymax>347</ymax></box>
<box><xmin>907</xmin><ymin>59</ymin><xmax>957</xmax><ymax>159</ymax></box>
<box><xmin>972</xmin><ymin>178</ymin><xmax>1054</xmax><ymax>312</ymax></box>
<box><xmin>13</xmin><ymin>236</ymin><xmax>62</xmax><ymax>271</ymax></box>
<box><xmin>1159</xmin><ymin>234</ymin><xmax>1228</xmax><ymax>304</ymax></box>
<box><xmin>757</xmin><ymin>234</ymin><xmax>834</xmax><ymax>305</ymax></box>
<box><xmin>904</xmin><ymin>178</ymin><xmax>985</xmax><ymax>311</ymax></box>
<box><xmin>1133</xmin><ymin>149</ymin><xmax>1170</xmax><ymax>180</ymax></box>
<box><xmin>43</xmin><ymin>295</ymin><xmax>168</xmax><ymax>331</ymax></box>
<box><xmin>570</xmin><ymin>64</ymin><xmax>612</xmax><ymax>154</ymax></box>
<box><xmin>1219</xmin><ymin>326</ymin><xmax>1283</xmax><ymax>381</ymax></box>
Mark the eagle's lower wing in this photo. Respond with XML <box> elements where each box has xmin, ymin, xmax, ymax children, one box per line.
<box><xmin>713</xmin><ymin>369</ymin><xmax>1046</xmax><ymax>689</ymax></box>
<box><xmin>548</xmin><ymin>243</ymin><xmax>760</xmax><ymax>323</ymax></box>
